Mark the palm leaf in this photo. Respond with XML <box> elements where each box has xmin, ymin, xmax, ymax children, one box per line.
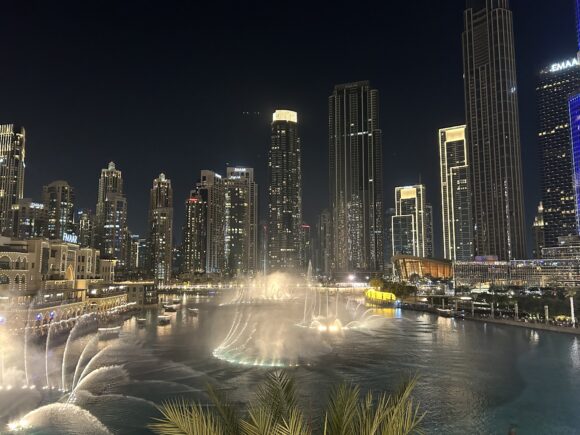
<box><xmin>323</xmin><ymin>383</ymin><xmax>360</xmax><ymax>435</ymax></box>
<box><xmin>206</xmin><ymin>383</ymin><xmax>241</xmax><ymax>435</ymax></box>
<box><xmin>275</xmin><ymin>407</ymin><xmax>312</xmax><ymax>435</ymax></box>
<box><xmin>149</xmin><ymin>398</ymin><xmax>223</xmax><ymax>435</ymax></box>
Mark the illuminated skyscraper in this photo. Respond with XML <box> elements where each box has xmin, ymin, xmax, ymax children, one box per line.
<box><xmin>0</xmin><ymin>124</ymin><xmax>25</xmax><ymax>236</ymax></box>
<box><xmin>329</xmin><ymin>81</ymin><xmax>383</xmax><ymax>275</ymax></box>
<box><xmin>224</xmin><ymin>167</ymin><xmax>258</xmax><ymax>276</ymax></box>
<box><xmin>10</xmin><ymin>199</ymin><xmax>47</xmax><ymax>240</ymax></box>
<box><xmin>75</xmin><ymin>209</ymin><xmax>94</xmax><ymax>247</ymax></box>
<box><xmin>182</xmin><ymin>170</ymin><xmax>225</xmax><ymax>276</ymax></box>
<box><xmin>392</xmin><ymin>185</ymin><xmax>427</xmax><ymax>257</ymax></box>
<box><xmin>268</xmin><ymin>110</ymin><xmax>302</xmax><ymax>272</ymax></box>
<box><xmin>314</xmin><ymin>209</ymin><xmax>332</xmax><ymax>277</ymax></box>
<box><xmin>148</xmin><ymin>173</ymin><xmax>173</xmax><ymax>283</ymax></box>
<box><xmin>95</xmin><ymin>162</ymin><xmax>128</xmax><ymax>266</ymax></box>
<box><xmin>532</xmin><ymin>202</ymin><xmax>545</xmax><ymax>259</ymax></box>
<box><xmin>43</xmin><ymin>180</ymin><xmax>76</xmax><ymax>241</ymax></box>
<box><xmin>538</xmin><ymin>57</ymin><xmax>580</xmax><ymax>247</ymax></box>
<box><xmin>439</xmin><ymin>125</ymin><xmax>473</xmax><ymax>261</ymax></box>
<box><xmin>182</xmin><ymin>189</ymin><xmax>207</xmax><ymax>277</ymax></box>
<box><xmin>463</xmin><ymin>0</ymin><xmax>526</xmax><ymax>259</ymax></box>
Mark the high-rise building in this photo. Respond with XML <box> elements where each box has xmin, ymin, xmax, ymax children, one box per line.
<box><xmin>314</xmin><ymin>209</ymin><xmax>332</xmax><ymax>278</ymax></box>
<box><xmin>95</xmin><ymin>162</ymin><xmax>128</xmax><ymax>266</ymax></box>
<box><xmin>384</xmin><ymin>207</ymin><xmax>396</xmax><ymax>273</ymax></box>
<box><xmin>439</xmin><ymin>125</ymin><xmax>473</xmax><ymax>261</ymax></box>
<box><xmin>532</xmin><ymin>202</ymin><xmax>546</xmax><ymax>259</ymax></box>
<box><xmin>10</xmin><ymin>199</ymin><xmax>47</xmax><ymax>240</ymax></box>
<box><xmin>392</xmin><ymin>185</ymin><xmax>427</xmax><ymax>257</ymax></box>
<box><xmin>148</xmin><ymin>173</ymin><xmax>173</xmax><ymax>283</ymax></box>
<box><xmin>329</xmin><ymin>81</ymin><xmax>383</xmax><ymax>274</ymax></box>
<box><xmin>268</xmin><ymin>110</ymin><xmax>302</xmax><ymax>272</ymax></box>
<box><xmin>76</xmin><ymin>209</ymin><xmax>94</xmax><ymax>247</ymax></box>
<box><xmin>224</xmin><ymin>167</ymin><xmax>258</xmax><ymax>277</ymax></box>
<box><xmin>182</xmin><ymin>189</ymin><xmax>207</xmax><ymax>277</ymax></box>
<box><xmin>43</xmin><ymin>180</ymin><xmax>76</xmax><ymax>241</ymax></box>
<box><xmin>425</xmin><ymin>203</ymin><xmax>434</xmax><ymax>258</ymax></box>
<box><xmin>299</xmin><ymin>223</ymin><xmax>312</xmax><ymax>270</ymax></box>
<box><xmin>463</xmin><ymin>0</ymin><xmax>526</xmax><ymax>260</ymax></box>
<box><xmin>538</xmin><ymin>57</ymin><xmax>580</xmax><ymax>247</ymax></box>
<box><xmin>0</xmin><ymin>125</ymin><xmax>25</xmax><ymax>236</ymax></box>
<box><xmin>182</xmin><ymin>170</ymin><xmax>225</xmax><ymax>276</ymax></box>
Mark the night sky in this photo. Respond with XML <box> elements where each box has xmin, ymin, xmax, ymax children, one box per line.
<box><xmin>0</xmin><ymin>0</ymin><xmax>576</xmax><ymax>255</ymax></box>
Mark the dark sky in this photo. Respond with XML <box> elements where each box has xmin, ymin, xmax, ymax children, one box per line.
<box><xmin>0</xmin><ymin>0</ymin><xmax>576</xmax><ymax>255</ymax></box>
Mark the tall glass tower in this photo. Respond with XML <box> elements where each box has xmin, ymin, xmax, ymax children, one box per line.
<box><xmin>463</xmin><ymin>0</ymin><xmax>526</xmax><ymax>260</ymax></box>
<box><xmin>329</xmin><ymin>81</ymin><xmax>383</xmax><ymax>274</ymax></box>
<box><xmin>268</xmin><ymin>110</ymin><xmax>301</xmax><ymax>272</ymax></box>
<box><xmin>439</xmin><ymin>125</ymin><xmax>473</xmax><ymax>260</ymax></box>
<box><xmin>538</xmin><ymin>57</ymin><xmax>580</xmax><ymax>248</ymax></box>
<box><xmin>0</xmin><ymin>124</ymin><xmax>25</xmax><ymax>236</ymax></box>
<box><xmin>148</xmin><ymin>173</ymin><xmax>173</xmax><ymax>283</ymax></box>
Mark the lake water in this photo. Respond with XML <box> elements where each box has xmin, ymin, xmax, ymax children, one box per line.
<box><xmin>2</xmin><ymin>293</ymin><xmax>579</xmax><ymax>434</ymax></box>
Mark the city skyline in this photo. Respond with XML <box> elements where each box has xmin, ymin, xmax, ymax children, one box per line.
<box><xmin>0</xmin><ymin>1</ymin><xmax>576</xmax><ymax>259</ymax></box>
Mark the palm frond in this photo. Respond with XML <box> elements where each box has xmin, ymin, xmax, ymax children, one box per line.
<box><xmin>381</xmin><ymin>376</ymin><xmax>426</xmax><ymax>435</ymax></box>
<box><xmin>323</xmin><ymin>383</ymin><xmax>360</xmax><ymax>435</ymax></box>
<box><xmin>240</xmin><ymin>405</ymin><xmax>276</xmax><ymax>435</ymax></box>
<box><xmin>149</xmin><ymin>398</ymin><xmax>223</xmax><ymax>435</ymax></box>
<box><xmin>253</xmin><ymin>370</ymin><xmax>299</xmax><ymax>424</ymax></box>
<box><xmin>206</xmin><ymin>383</ymin><xmax>241</xmax><ymax>435</ymax></box>
<box><xmin>275</xmin><ymin>407</ymin><xmax>312</xmax><ymax>435</ymax></box>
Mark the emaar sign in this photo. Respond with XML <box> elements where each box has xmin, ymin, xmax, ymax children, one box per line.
<box><xmin>550</xmin><ymin>58</ymin><xmax>579</xmax><ymax>73</ymax></box>
<box><xmin>63</xmin><ymin>233</ymin><xmax>78</xmax><ymax>244</ymax></box>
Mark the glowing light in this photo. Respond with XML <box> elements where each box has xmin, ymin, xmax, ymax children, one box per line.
<box><xmin>272</xmin><ymin>110</ymin><xmax>298</xmax><ymax>123</ymax></box>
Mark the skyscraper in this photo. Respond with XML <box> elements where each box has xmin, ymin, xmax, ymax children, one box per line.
<box><xmin>538</xmin><ymin>57</ymin><xmax>580</xmax><ymax>248</ymax></box>
<box><xmin>268</xmin><ymin>110</ymin><xmax>301</xmax><ymax>272</ymax></box>
<box><xmin>76</xmin><ymin>209</ymin><xmax>94</xmax><ymax>247</ymax></box>
<box><xmin>182</xmin><ymin>188</ymin><xmax>207</xmax><ymax>277</ymax></box>
<box><xmin>149</xmin><ymin>173</ymin><xmax>173</xmax><ymax>283</ymax></box>
<box><xmin>329</xmin><ymin>81</ymin><xmax>383</xmax><ymax>275</ymax></box>
<box><xmin>425</xmin><ymin>203</ymin><xmax>434</xmax><ymax>258</ymax></box>
<box><xmin>439</xmin><ymin>125</ymin><xmax>473</xmax><ymax>261</ymax></box>
<box><xmin>392</xmin><ymin>185</ymin><xmax>427</xmax><ymax>257</ymax></box>
<box><xmin>224</xmin><ymin>167</ymin><xmax>258</xmax><ymax>277</ymax></box>
<box><xmin>532</xmin><ymin>202</ymin><xmax>545</xmax><ymax>259</ymax></box>
<box><xmin>10</xmin><ymin>199</ymin><xmax>47</xmax><ymax>240</ymax></box>
<box><xmin>182</xmin><ymin>170</ymin><xmax>225</xmax><ymax>276</ymax></box>
<box><xmin>95</xmin><ymin>162</ymin><xmax>128</xmax><ymax>266</ymax></box>
<box><xmin>463</xmin><ymin>0</ymin><xmax>526</xmax><ymax>260</ymax></box>
<box><xmin>0</xmin><ymin>124</ymin><xmax>25</xmax><ymax>236</ymax></box>
<box><xmin>314</xmin><ymin>209</ymin><xmax>332</xmax><ymax>277</ymax></box>
<box><xmin>43</xmin><ymin>180</ymin><xmax>76</xmax><ymax>241</ymax></box>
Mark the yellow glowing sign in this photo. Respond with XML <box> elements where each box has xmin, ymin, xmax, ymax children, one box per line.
<box><xmin>273</xmin><ymin>110</ymin><xmax>298</xmax><ymax>123</ymax></box>
<box><xmin>399</xmin><ymin>187</ymin><xmax>417</xmax><ymax>199</ymax></box>
<box><xmin>444</xmin><ymin>126</ymin><xmax>465</xmax><ymax>142</ymax></box>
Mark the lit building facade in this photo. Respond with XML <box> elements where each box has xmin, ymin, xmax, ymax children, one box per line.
<box><xmin>538</xmin><ymin>57</ymin><xmax>580</xmax><ymax>247</ymax></box>
<box><xmin>268</xmin><ymin>110</ymin><xmax>302</xmax><ymax>272</ymax></box>
<box><xmin>463</xmin><ymin>0</ymin><xmax>526</xmax><ymax>260</ymax></box>
<box><xmin>314</xmin><ymin>209</ymin><xmax>332</xmax><ymax>277</ymax></box>
<box><xmin>532</xmin><ymin>202</ymin><xmax>546</xmax><ymax>259</ymax></box>
<box><xmin>95</xmin><ymin>162</ymin><xmax>128</xmax><ymax>267</ymax></box>
<box><xmin>329</xmin><ymin>81</ymin><xmax>383</xmax><ymax>274</ymax></box>
<box><xmin>148</xmin><ymin>173</ymin><xmax>173</xmax><ymax>283</ymax></box>
<box><xmin>569</xmin><ymin>94</ymin><xmax>580</xmax><ymax>234</ymax></box>
<box><xmin>0</xmin><ymin>125</ymin><xmax>25</xmax><ymax>236</ymax></box>
<box><xmin>425</xmin><ymin>203</ymin><xmax>434</xmax><ymax>258</ymax></box>
<box><xmin>224</xmin><ymin>167</ymin><xmax>258</xmax><ymax>276</ymax></box>
<box><xmin>43</xmin><ymin>180</ymin><xmax>76</xmax><ymax>241</ymax></box>
<box><xmin>182</xmin><ymin>170</ymin><xmax>225</xmax><ymax>276</ymax></box>
<box><xmin>10</xmin><ymin>199</ymin><xmax>47</xmax><ymax>240</ymax></box>
<box><xmin>439</xmin><ymin>125</ymin><xmax>473</xmax><ymax>261</ymax></box>
<box><xmin>182</xmin><ymin>189</ymin><xmax>207</xmax><ymax>276</ymax></box>
<box><xmin>392</xmin><ymin>185</ymin><xmax>427</xmax><ymax>258</ymax></box>
<box><xmin>75</xmin><ymin>209</ymin><xmax>94</xmax><ymax>248</ymax></box>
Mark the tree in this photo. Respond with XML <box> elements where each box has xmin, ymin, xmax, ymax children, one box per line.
<box><xmin>149</xmin><ymin>371</ymin><xmax>425</xmax><ymax>435</ymax></box>
<box><xmin>369</xmin><ymin>278</ymin><xmax>385</xmax><ymax>290</ymax></box>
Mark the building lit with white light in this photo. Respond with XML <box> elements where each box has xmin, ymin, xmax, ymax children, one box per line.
<box><xmin>268</xmin><ymin>110</ymin><xmax>302</xmax><ymax>272</ymax></box>
<box><xmin>392</xmin><ymin>185</ymin><xmax>427</xmax><ymax>258</ymax></box>
<box><xmin>148</xmin><ymin>173</ymin><xmax>173</xmax><ymax>283</ymax></box>
<box><xmin>43</xmin><ymin>180</ymin><xmax>76</xmax><ymax>241</ymax></box>
<box><xmin>538</xmin><ymin>56</ymin><xmax>580</xmax><ymax>248</ymax></box>
<box><xmin>439</xmin><ymin>125</ymin><xmax>472</xmax><ymax>261</ymax></box>
<box><xmin>0</xmin><ymin>124</ymin><xmax>25</xmax><ymax>236</ymax></box>
<box><xmin>329</xmin><ymin>81</ymin><xmax>383</xmax><ymax>274</ymax></box>
<box><xmin>224</xmin><ymin>167</ymin><xmax>258</xmax><ymax>276</ymax></box>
